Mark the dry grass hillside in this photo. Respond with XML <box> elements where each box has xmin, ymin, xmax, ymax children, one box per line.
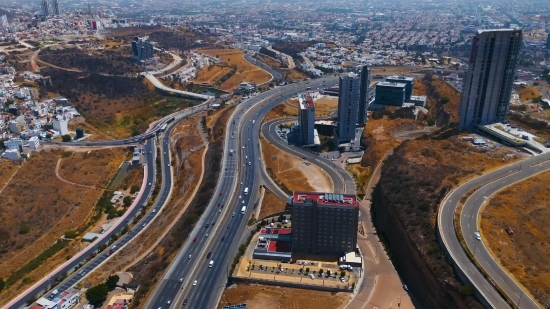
<box><xmin>218</xmin><ymin>283</ymin><xmax>349</xmax><ymax>309</ymax></box>
<box><xmin>413</xmin><ymin>75</ymin><xmax>460</xmax><ymax>126</ymax></box>
<box><xmin>481</xmin><ymin>171</ymin><xmax>550</xmax><ymax>305</ymax></box>
<box><xmin>0</xmin><ymin>148</ymin><xmax>125</xmax><ymax>301</ymax></box>
<box><xmin>258</xmin><ymin>189</ymin><xmax>286</xmax><ymax>219</ymax></box>
<box><xmin>377</xmin><ymin>138</ymin><xmax>517</xmax><ymax>303</ymax></box>
<box><xmin>0</xmin><ymin>160</ymin><xmax>19</xmax><ymax>189</ymax></box>
<box><xmin>517</xmin><ymin>86</ymin><xmax>541</xmax><ymax>102</ymax></box>
<box><xmin>197</xmin><ymin>49</ymin><xmax>271</xmax><ymax>90</ymax></box>
<box><xmin>58</xmin><ymin>148</ymin><xmax>127</xmax><ymax>187</ymax></box>
<box><xmin>40</xmin><ymin>69</ymin><xmax>199</xmax><ymax>138</ymax></box>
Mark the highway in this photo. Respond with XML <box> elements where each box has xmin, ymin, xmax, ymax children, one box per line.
<box><xmin>146</xmin><ymin>77</ymin><xmax>345</xmax><ymax>309</ymax></box>
<box><xmin>439</xmin><ymin>153</ymin><xmax>550</xmax><ymax>309</ymax></box>
<box><xmin>5</xmin><ymin>102</ymin><xmax>214</xmax><ymax>309</ymax></box>
<box><xmin>243</xmin><ymin>53</ymin><xmax>282</xmax><ymax>83</ymax></box>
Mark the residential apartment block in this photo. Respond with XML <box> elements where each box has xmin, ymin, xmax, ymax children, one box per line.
<box><xmin>358</xmin><ymin>65</ymin><xmax>371</xmax><ymax>126</ymax></box>
<box><xmin>132</xmin><ymin>36</ymin><xmax>154</xmax><ymax>62</ymax></box>
<box><xmin>375</xmin><ymin>82</ymin><xmax>406</xmax><ymax>106</ymax></box>
<box><xmin>459</xmin><ymin>29</ymin><xmax>523</xmax><ymax>130</ymax></box>
<box><xmin>298</xmin><ymin>96</ymin><xmax>315</xmax><ymax>146</ymax></box>
<box><xmin>290</xmin><ymin>191</ymin><xmax>359</xmax><ymax>255</ymax></box>
<box><xmin>336</xmin><ymin>73</ymin><xmax>360</xmax><ymax>143</ymax></box>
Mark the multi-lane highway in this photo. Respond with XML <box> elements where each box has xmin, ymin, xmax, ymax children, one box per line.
<box><xmin>5</xmin><ymin>102</ymin><xmax>214</xmax><ymax>309</ymax></box>
<box><xmin>146</xmin><ymin>77</ymin><xmax>347</xmax><ymax>309</ymax></box>
<box><xmin>439</xmin><ymin>153</ymin><xmax>550</xmax><ymax>309</ymax></box>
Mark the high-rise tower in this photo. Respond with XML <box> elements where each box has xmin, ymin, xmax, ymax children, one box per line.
<box><xmin>40</xmin><ymin>0</ymin><xmax>50</xmax><ymax>16</ymax></box>
<box><xmin>336</xmin><ymin>73</ymin><xmax>360</xmax><ymax>143</ymax></box>
<box><xmin>459</xmin><ymin>29</ymin><xmax>522</xmax><ymax>130</ymax></box>
<box><xmin>358</xmin><ymin>65</ymin><xmax>371</xmax><ymax>126</ymax></box>
<box><xmin>50</xmin><ymin>0</ymin><xmax>59</xmax><ymax>15</ymax></box>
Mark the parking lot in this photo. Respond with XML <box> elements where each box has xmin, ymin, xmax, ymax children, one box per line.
<box><xmin>235</xmin><ymin>257</ymin><xmax>359</xmax><ymax>289</ymax></box>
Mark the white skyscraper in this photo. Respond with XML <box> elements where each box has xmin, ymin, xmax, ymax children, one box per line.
<box><xmin>298</xmin><ymin>96</ymin><xmax>315</xmax><ymax>146</ymax></box>
<box><xmin>336</xmin><ymin>73</ymin><xmax>360</xmax><ymax>143</ymax></box>
<box><xmin>459</xmin><ymin>29</ymin><xmax>523</xmax><ymax>130</ymax></box>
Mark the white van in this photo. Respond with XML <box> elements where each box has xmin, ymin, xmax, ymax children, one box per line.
<box><xmin>244</xmin><ymin>187</ymin><xmax>249</xmax><ymax>195</ymax></box>
<box><xmin>209</xmin><ymin>260</ymin><xmax>214</xmax><ymax>268</ymax></box>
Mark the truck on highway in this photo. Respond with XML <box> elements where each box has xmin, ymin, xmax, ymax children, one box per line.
<box><xmin>241</xmin><ymin>206</ymin><xmax>246</xmax><ymax>214</ymax></box>
<box><xmin>244</xmin><ymin>187</ymin><xmax>249</xmax><ymax>194</ymax></box>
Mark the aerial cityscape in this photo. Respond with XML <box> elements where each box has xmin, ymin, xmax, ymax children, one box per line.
<box><xmin>0</xmin><ymin>0</ymin><xmax>549</xmax><ymax>309</ymax></box>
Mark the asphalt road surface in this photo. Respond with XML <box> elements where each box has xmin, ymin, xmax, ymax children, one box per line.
<box><xmin>243</xmin><ymin>53</ymin><xmax>282</xmax><ymax>82</ymax></box>
<box><xmin>439</xmin><ymin>152</ymin><xmax>550</xmax><ymax>309</ymax></box>
<box><xmin>146</xmin><ymin>77</ymin><xmax>343</xmax><ymax>309</ymax></box>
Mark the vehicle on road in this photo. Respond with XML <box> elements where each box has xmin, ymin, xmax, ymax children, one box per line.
<box><xmin>474</xmin><ymin>232</ymin><xmax>481</xmax><ymax>240</ymax></box>
<box><xmin>244</xmin><ymin>187</ymin><xmax>249</xmax><ymax>195</ymax></box>
<box><xmin>205</xmin><ymin>233</ymin><xmax>209</xmax><ymax>237</ymax></box>
<box><xmin>403</xmin><ymin>285</ymin><xmax>409</xmax><ymax>291</ymax></box>
<box><xmin>183</xmin><ymin>299</ymin><xmax>187</xmax><ymax>305</ymax></box>
<box><xmin>205</xmin><ymin>223</ymin><xmax>209</xmax><ymax>228</ymax></box>
<box><xmin>232</xmin><ymin>212</ymin><xmax>235</xmax><ymax>217</ymax></box>
<box><xmin>166</xmin><ymin>300</ymin><xmax>171</xmax><ymax>304</ymax></box>
<box><xmin>207</xmin><ymin>252</ymin><xmax>212</xmax><ymax>258</ymax></box>
<box><xmin>209</xmin><ymin>260</ymin><xmax>214</xmax><ymax>268</ymax></box>
<box><xmin>179</xmin><ymin>278</ymin><xmax>183</xmax><ymax>283</ymax></box>
<box><xmin>218</xmin><ymin>209</ymin><xmax>221</xmax><ymax>213</ymax></box>
<box><xmin>188</xmin><ymin>254</ymin><xmax>192</xmax><ymax>259</ymax></box>
<box><xmin>193</xmin><ymin>237</ymin><xmax>197</xmax><ymax>242</ymax></box>
<box><xmin>227</xmin><ymin>224</ymin><xmax>230</xmax><ymax>228</ymax></box>
<box><xmin>241</xmin><ymin>206</ymin><xmax>246</xmax><ymax>214</ymax></box>
<box><xmin>152</xmin><ymin>209</ymin><xmax>156</xmax><ymax>213</ymax></box>
<box><xmin>193</xmin><ymin>280</ymin><xmax>197</xmax><ymax>286</ymax></box>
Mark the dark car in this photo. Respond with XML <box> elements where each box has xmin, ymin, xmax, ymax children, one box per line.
<box><xmin>221</xmin><ymin>236</ymin><xmax>225</xmax><ymax>241</ymax></box>
<box><xmin>207</xmin><ymin>252</ymin><xmax>212</xmax><ymax>258</ymax></box>
<box><xmin>183</xmin><ymin>299</ymin><xmax>188</xmax><ymax>305</ymax></box>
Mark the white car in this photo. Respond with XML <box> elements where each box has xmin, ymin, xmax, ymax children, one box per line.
<box><xmin>143</xmin><ymin>223</ymin><xmax>147</xmax><ymax>227</ymax></box>
<box><xmin>179</xmin><ymin>278</ymin><xmax>183</xmax><ymax>283</ymax></box>
<box><xmin>166</xmin><ymin>300</ymin><xmax>171</xmax><ymax>305</ymax></box>
<box><xmin>188</xmin><ymin>254</ymin><xmax>192</xmax><ymax>259</ymax></box>
<box><xmin>192</xmin><ymin>280</ymin><xmax>197</xmax><ymax>286</ymax></box>
<box><xmin>474</xmin><ymin>232</ymin><xmax>481</xmax><ymax>241</ymax></box>
<box><xmin>205</xmin><ymin>234</ymin><xmax>209</xmax><ymax>237</ymax></box>
<box><xmin>242</xmin><ymin>146</ymin><xmax>245</xmax><ymax>149</ymax></box>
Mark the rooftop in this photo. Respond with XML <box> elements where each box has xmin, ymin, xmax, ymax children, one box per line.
<box><xmin>386</xmin><ymin>75</ymin><xmax>414</xmax><ymax>81</ymax></box>
<box><xmin>260</xmin><ymin>227</ymin><xmax>292</xmax><ymax>235</ymax></box>
<box><xmin>377</xmin><ymin>81</ymin><xmax>407</xmax><ymax>88</ymax></box>
<box><xmin>292</xmin><ymin>191</ymin><xmax>358</xmax><ymax>208</ymax></box>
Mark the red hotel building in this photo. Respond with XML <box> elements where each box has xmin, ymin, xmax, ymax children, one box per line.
<box><xmin>290</xmin><ymin>191</ymin><xmax>359</xmax><ymax>255</ymax></box>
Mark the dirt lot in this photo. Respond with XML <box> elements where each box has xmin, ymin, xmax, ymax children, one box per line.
<box><xmin>194</xmin><ymin>65</ymin><xmax>233</xmax><ymax>85</ymax></box>
<box><xmin>198</xmin><ymin>49</ymin><xmax>271</xmax><ymax>91</ymax></box>
<box><xmin>0</xmin><ymin>160</ymin><xmax>19</xmax><ymax>191</ymax></box>
<box><xmin>258</xmin><ymin>189</ymin><xmax>287</xmax><ymax>219</ymax></box>
<box><xmin>263</xmin><ymin>103</ymin><xmax>298</xmax><ymax>123</ymax></box>
<box><xmin>218</xmin><ymin>283</ymin><xmax>350</xmax><ymax>309</ymax></box>
<box><xmin>0</xmin><ymin>148</ymin><xmax>126</xmax><ymax>304</ymax></box>
<box><xmin>360</xmin><ymin>116</ymin><xmax>416</xmax><ymax>168</ymax></box>
<box><xmin>257</xmin><ymin>54</ymin><xmax>282</xmax><ymax>68</ymax></box>
<box><xmin>260</xmin><ymin>134</ymin><xmax>332</xmax><ymax>193</ymax></box>
<box><xmin>58</xmin><ymin>148</ymin><xmax>127</xmax><ymax>187</ymax></box>
<box><xmin>518</xmin><ymin>86</ymin><xmax>541</xmax><ymax>102</ymax></box>
<box><xmin>481</xmin><ymin>170</ymin><xmax>550</xmax><ymax>305</ymax></box>
<box><xmin>280</xmin><ymin>68</ymin><xmax>309</xmax><ymax>82</ymax></box>
<box><xmin>82</xmin><ymin>116</ymin><xmax>206</xmax><ymax>288</ymax></box>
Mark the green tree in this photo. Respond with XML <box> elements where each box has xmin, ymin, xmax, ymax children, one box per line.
<box><xmin>105</xmin><ymin>274</ymin><xmax>119</xmax><ymax>290</ymax></box>
<box><xmin>85</xmin><ymin>284</ymin><xmax>108</xmax><ymax>306</ymax></box>
<box><xmin>123</xmin><ymin>196</ymin><xmax>132</xmax><ymax>206</ymax></box>
<box><xmin>19</xmin><ymin>224</ymin><xmax>30</xmax><ymax>234</ymax></box>
<box><xmin>427</xmin><ymin>118</ymin><xmax>436</xmax><ymax>126</ymax></box>
<box><xmin>61</xmin><ymin>134</ymin><xmax>72</xmax><ymax>142</ymax></box>
<box><xmin>440</xmin><ymin>96</ymin><xmax>450</xmax><ymax>105</ymax></box>
<box><xmin>459</xmin><ymin>285</ymin><xmax>474</xmax><ymax>297</ymax></box>
<box><xmin>305</xmin><ymin>267</ymin><xmax>310</xmax><ymax>273</ymax></box>
<box><xmin>130</xmin><ymin>185</ymin><xmax>140</xmax><ymax>194</ymax></box>
<box><xmin>319</xmin><ymin>269</ymin><xmax>324</xmax><ymax>276</ymax></box>
<box><xmin>340</xmin><ymin>271</ymin><xmax>346</xmax><ymax>277</ymax></box>
<box><xmin>0</xmin><ymin>277</ymin><xmax>5</xmax><ymax>292</ymax></box>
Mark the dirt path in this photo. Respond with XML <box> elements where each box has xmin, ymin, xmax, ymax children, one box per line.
<box><xmin>0</xmin><ymin>165</ymin><xmax>21</xmax><ymax>195</ymax></box>
<box><xmin>55</xmin><ymin>158</ymin><xmax>98</xmax><ymax>189</ymax></box>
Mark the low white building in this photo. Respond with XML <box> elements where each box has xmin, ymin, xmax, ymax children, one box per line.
<box><xmin>53</xmin><ymin>119</ymin><xmax>69</xmax><ymax>135</ymax></box>
<box><xmin>1</xmin><ymin>149</ymin><xmax>20</xmax><ymax>160</ymax></box>
<box><xmin>5</xmin><ymin>138</ymin><xmax>23</xmax><ymax>150</ymax></box>
<box><xmin>8</xmin><ymin>121</ymin><xmax>20</xmax><ymax>134</ymax></box>
<box><xmin>28</xmin><ymin>136</ymin><xmax>40</xmax><ymax>149</ymax></box>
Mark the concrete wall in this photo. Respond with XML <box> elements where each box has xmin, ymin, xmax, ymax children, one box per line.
<box><xmin>230</xmin><ymin>276</ymin><xmax>351</xmax><ymax>293</ymax></box>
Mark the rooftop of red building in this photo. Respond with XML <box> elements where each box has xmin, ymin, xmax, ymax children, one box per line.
<box><xmin>260</xmin><ymin>227</ymin><xmax>292</xmax><ymax>235</ymax></box>
<box><xmin>267</xmin><ymin>240</ymin><xmax>292</xmax><ymax>253</ymax></box>
<box><xmin>292</xmin><ymin>191</ymin><xmax>358</xmax><ymax>208</ymax></box>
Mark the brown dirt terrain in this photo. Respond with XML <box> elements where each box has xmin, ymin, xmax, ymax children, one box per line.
<box><xmin>481</xmin><ymin>170</ymin><xmax>550</xmax><ymax>305</ymax></box>
<box><xmin>68</xmin><ymin>119</ymin><xmax>114</xmax><ymax>141</ymax></box>
<box><xmin>260</xmin><ymin>134</ymin><xmax>332</xmax><ymax>193</ymax></box>
<box><xmin>263</xmin><ymin>103</ymin><xmax>297</xmax><ymax>123</ymax></box>
<box><xmin>0</xmin><ymin>148</ymin><xmax>126</xmax><ymax>304</ymax></box>
<box><xmin>280</xmin><ymin>68</ymin><xmax>309</xmax><ymax>82</ymax></box>
<box><xmin>0</xmin><ymin>160</ymin><xmax>19</xmax><ymax>190</ymax></box>
<box><xmin>58</xmin><ymin>148</ymin><xmax>127</xmax><ymax>187</ymax></box>
<box><xmin>218</xmin><ymin>283</ymin><xmax>350</xmax><ymax>309</ymax></box>
<box><xmin>198</xmin><ymin>49</ymin><xmax>271</xmax><ymax>91</ymax></box>
<box><xmin>375</xmin><ymin>137</ymin><xmax>518</xmax><ymax>308</ymax></box>
<box><xmin>194</xmin><ymin>65</ymin><xmax>233</xmax><ymax>85</ymax></box>
<box><xmin>414</xmin><ymin>76</ymin><xmax>460</xmax><ymax>126</ymax></box>
<box><xmin>518</xmin><ymin>86</ymin><xmax>541</xmax><ymax>102</ymax></box>
<box><xmin>257</xmin><ymin>54</ymin><xmax>282</xmax><ymax>68</ymax></box>
<box><xmin>258</xmin><ymin>189</ymin><xmax>286</xmax><ymax>219</ymax></box>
